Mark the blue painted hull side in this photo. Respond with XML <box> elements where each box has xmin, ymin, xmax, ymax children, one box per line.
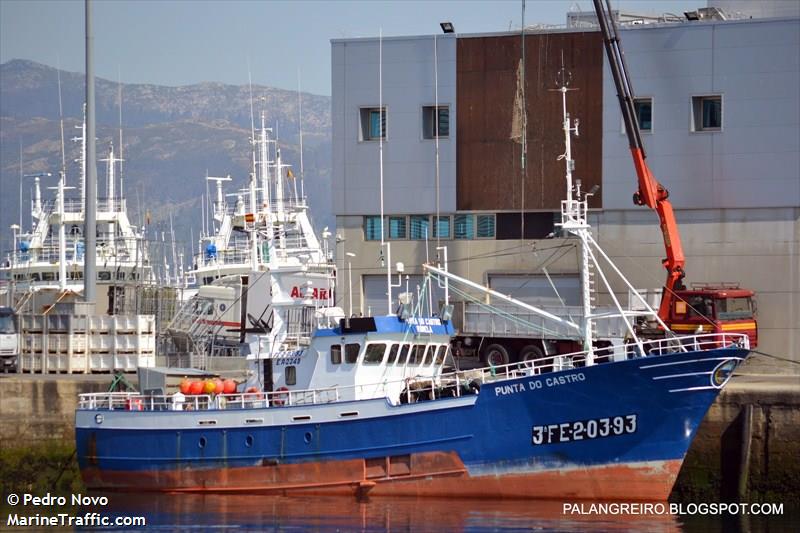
<box><xmin>76</xmin><ymin>347</ymin><xmax>744</xmax><ymax>479</ymax></box>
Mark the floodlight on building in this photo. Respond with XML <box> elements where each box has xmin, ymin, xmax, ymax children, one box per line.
<box><xmin>440</xmin><ymin>22</ymin><xmax>454</xmax><ymax>34</ymax></box>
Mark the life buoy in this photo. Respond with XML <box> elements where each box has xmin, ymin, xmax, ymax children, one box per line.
<box><xmin>272</xmin><ymin>386</ymin><xmax>290</xmax><ymax>406</ymax></box>
<box><xmin>244</xmin><ymin>386</ymin><xmax>265</xmax><ymax>402</ymax></box>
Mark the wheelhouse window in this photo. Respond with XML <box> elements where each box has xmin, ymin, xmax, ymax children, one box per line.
<box><xmin>386</xmin><ymin>344</ymin><xmax>399</xmax><ymax>364</ymax></box>
<box><xmin>330</xmin><ymin>344</ymin><xmax>342</xmax><ymax>365</ymax></box>
<box><xmin>435</xmin><ymin>345</ymin><xmax>448</xmax><ymax>365</ymax></box>
<box><xmin>285</xmin><ymin>366</ymin><xmax>297</xmax><ymax>386</ymax></box>
<box><xmin>422</xmin><ymin>105</ymin><xmax>449</xmax><ymax>139</ymax></box>
<box><xmin>345</xmin><ymin>343</ymin><xmax>361</xmax><ymax>364</ymax></box>
<box><xmin>410</xmin><ymin>345</ymin><xmax>426</xmax><ymax>365</ymax></box>
<box><xmin>360</xmin><ymin>107</ymin><xmax>386</xmax><ymax>141</ymax></box>
<box><xmin>423</xmin><ymin>345</ymin><xmax>436</xmax><ymax>366</ymax></box>
<box><xmin>692</xmin><ymin>95</ymin><xmax>722</xmax><ymax>131</ymax></box>
<box><xmin>396</xmin><ymin>344</ymin><xmax>410</xmax><ymax>365</ymax></box>
<box><xmin>364</xmin><ymin>343</ymin><xmax>387</xmax><ymax>365</ymax></box>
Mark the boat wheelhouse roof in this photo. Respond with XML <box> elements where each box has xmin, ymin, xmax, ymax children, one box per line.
<box><xmin>314</xmin><ymin>315</ymin><xmax>454</xmax><ymax>339</ymax></box>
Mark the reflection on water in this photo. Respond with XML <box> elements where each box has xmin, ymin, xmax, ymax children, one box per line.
<box><xmin>102</xmin><ymin>493</ymin><xmax>687</xmax><ymax>532</ymax></box>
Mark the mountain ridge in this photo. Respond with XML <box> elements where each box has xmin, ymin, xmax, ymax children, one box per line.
<box><xmin>0</xmin><ymin>59</ymin><xmax>333</xmax><ymax>258</ymax></box>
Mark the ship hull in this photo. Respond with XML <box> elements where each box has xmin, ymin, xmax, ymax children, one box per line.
<box><xmin>76</xmin><ymin>346</ymin><xmax>746</xmax><ymax>500</ymax></box>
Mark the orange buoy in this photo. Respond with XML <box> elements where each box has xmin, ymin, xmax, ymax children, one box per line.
<box><xmin>223</xmin><ymin>379</ymin><xmax>236</xmax><ymax>394</ymax></box>
<box><xmin>203</xmin><ymin>379</ymin><xmax>216</xmax><ymax>394</ymax></box>
<box><xmin>189</xmin><ymin>381</ymin><xmax>204</xmax><ymax>395</ymax></box>
<box><xmin>213</xmin><ymin>378</ymin><xmax>225</xmax><ymax>394</ymax></box>
<box><xmin>179</xmin><ymin>378</ymin><xmax>191</xmax><ymax>395</ymax></box>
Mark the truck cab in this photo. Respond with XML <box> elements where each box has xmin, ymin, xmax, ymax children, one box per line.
<box><xmin>0</xmin><ymin>307</ymin><xmax>18</xmax><ymax>372</ymax></box>
<box><xmin>670</xmin><ymin>285</ymin><xmax>757</xmax><ymax>347</ymax></box>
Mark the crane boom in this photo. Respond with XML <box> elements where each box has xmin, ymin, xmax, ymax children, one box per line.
<box><xmin>592</xmin><ymin>0</ymin><xmax>686</xmax><ymax>321</ymax></box>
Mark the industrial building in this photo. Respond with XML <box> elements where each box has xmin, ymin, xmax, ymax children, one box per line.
<box><xmin>331</xmin><ymin>1</ymin><xmax>799</xmax><ymax>372</ymax></box>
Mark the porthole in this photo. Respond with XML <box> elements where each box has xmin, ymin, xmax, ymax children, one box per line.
<box><xmin>245</xmin><ymin>435</ymin><xmax>254</xmax><ymax>447</ymax></box>
<box><xmin>94</xmin><ymin>414</ymin><xmax>104</xmax><ymax>424</ymax></box>
<box><xmin>303</xmin><ymin>431</ymin><xmax>313</xmax><ymax>444</ymax></box>
<box><xmin>198</xmin><ymin>436</ymin><xmax>207</xmax><ymax>449</ymax></box>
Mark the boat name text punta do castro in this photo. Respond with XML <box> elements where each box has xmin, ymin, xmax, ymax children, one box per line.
<box><xmin>494</xmin><ymin>372</ymin><xmax>586</xmax><ymax>396</ymax></box>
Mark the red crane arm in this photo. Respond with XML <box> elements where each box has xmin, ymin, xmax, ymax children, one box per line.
<box><xmin>630</xmin><ymin>148</ymin><xmax>686</xmax><ymax>320</ymax></box>
<box><xmin>593</xmin><ymin>0</ymin><xmax>686</xmax><ymax>321</ymax></box>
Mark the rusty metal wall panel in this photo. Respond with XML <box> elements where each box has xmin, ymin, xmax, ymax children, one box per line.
<box><xmin>457</xmin><ymin>32</ymin><xmax>603</xmax><ymax>211</ymax></box>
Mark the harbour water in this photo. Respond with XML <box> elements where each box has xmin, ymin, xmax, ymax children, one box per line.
<box><xmin>4</xmin><ymin>493</ymin><xmax>795</xmax><ymax>532</ymax></box>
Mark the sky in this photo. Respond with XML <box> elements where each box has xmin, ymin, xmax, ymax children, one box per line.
<box><xmin>1</xmin><ymin>0</ymin><xmax>704</xmax><ymax>96</ymax></box>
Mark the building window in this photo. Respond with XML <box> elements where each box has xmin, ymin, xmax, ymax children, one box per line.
<box><xmin>422</xmin><ymin>105</ymin><xmax>449</xmax><ymax>139</ymax></box>
<box><xmin>409</xmin><ymin>215</ymin><xmax>430</xmax><ymax>240</ymax></box>
<box><xmin>454</xmin><ymin>214</ymin><xmax>474</xmax><ymax>239</ymax></box>
<box><xmin>476</xmin><ymin>214</ymin><xmax>496</xmax><ymax>239</ymax></box>
<box><xmin>432</xmin><ymin>216</ymin><xmax>451</xmax><ymax>239</ymax></box>
<box><xmin>388</xmin><ymin>216</ymin><xmax>407</xmax><ymax>240</ymax></box>
<box><xmin>692</xmin><ymin>95</ymin><xmax>722</xmax><ymax>131</ymax></box>
<box><xmin>364</xmin><ymin>216</ymin><xmax>382</xmax><ymax>241</ymax></box>
<box><xmin>360</xmin><ymin>107</ymin><xmax>386</xmax><ymax>141</ymax></box>
<box><xmin>634</xmin><ymin>98</ymin><xmax>652</xmax><ymax>132</ymax></box>
<box><xmin>285</xmin><ymin>366</ymin><xmax>297</xmax><ymax>386</ymax></box>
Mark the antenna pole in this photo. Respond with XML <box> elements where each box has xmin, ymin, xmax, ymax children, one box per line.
<box><xmin>297</xmin><ymin>68</ymin><xmax>305</xmax><ymax>203</ymax></box>
<box><xmin>18</xmin><ymin>141</ymin><xmax>22</xmax><ymax>230</ymax></box>
<box><xmin>379</xmin><ymin>29</ymin><xmax>391</xmax><ymax>315</ymax></box>
<box><xmin>84</xmin><ymin>0</ymin><xmax>97</xmax><ymax>304</ymax></box>
<box><xmin>118</xmin><ymin>68</ymin><xmax>124</xmax><ymax>198</ymax></box>
<box><xmin>434</xmin><ymin>34</ymin><xmax>440</xmax><ymax>251</ymax></box>
<box><xmin>57</xmin><ymin>61</ymin><xmax>67</xmax><ymax>181</ymax></box>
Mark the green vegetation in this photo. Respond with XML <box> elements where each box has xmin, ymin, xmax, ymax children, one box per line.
<box><xmin>0</xmin><ymin>441</ymin><xmax>84</xmax><ymax>495</ymax></box>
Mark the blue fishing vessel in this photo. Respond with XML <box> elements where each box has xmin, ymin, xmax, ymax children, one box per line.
<box><xmin>74</xmin><ymin>71</ymin><xmax>750</xmax><ymax>501</ymax></box>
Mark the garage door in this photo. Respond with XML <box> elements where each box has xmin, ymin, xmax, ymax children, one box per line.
<box><xmin>363</xmin><ymin>275</ymin><xmax>445</xmax><ymax>316</ymax></box>
<box><xmin>488</xmin><ymin>274</ymin><xmax>580</xmax><ymax>306</ymax></box>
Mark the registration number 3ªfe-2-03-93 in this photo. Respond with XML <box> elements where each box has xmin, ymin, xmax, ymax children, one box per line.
<box><xmin>531</xmin><ymin>414</ymin><xmax>637</xmax><ymax>446</ymax></box>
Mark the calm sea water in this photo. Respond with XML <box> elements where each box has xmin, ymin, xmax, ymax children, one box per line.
<box><xmin>35</xmin><ymin>492</ymin><xmax>796</xmax><ymax>532</ymax></box>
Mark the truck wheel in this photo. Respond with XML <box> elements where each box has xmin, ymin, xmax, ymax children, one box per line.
<box><xmin>520</xmin><ymin>345</ymin><xmax>551</xmax><ymax>373</ymax></box>
<box><xmin>481</xmin><ymin>344</ymin><xmax>510</xmax><ymax>367</ymax></box>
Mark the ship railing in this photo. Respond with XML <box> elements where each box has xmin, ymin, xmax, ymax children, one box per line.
<box><xmin>62</xmin><ymin>197</ymin><xmax>126</xmax><ymax>213</ymax></box>
<box><xmin>77</xmin><ymin>333</ymin><xmax>749</xmax><ymax>412</ymax></box>
<box><xmin>465</xmin><ymin>332</ymin><xmax>751</xmax><ymax>387</ymax></box>
<box><xmin>5</xmin><ymin>236</ymin><xmax>140</xmax><ymax>266</ymax></box>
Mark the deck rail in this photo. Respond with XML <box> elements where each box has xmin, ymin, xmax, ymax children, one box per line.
<box><xmin>77</xmin><ymin>332</ymin><xmax>749</xmax><ymax>412</ymax></box>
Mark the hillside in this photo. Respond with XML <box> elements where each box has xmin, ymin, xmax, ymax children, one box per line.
<box><xmin>0</xmin><ymin>59</ymin><xmax>333</xmax><ymax>260</ymax></box>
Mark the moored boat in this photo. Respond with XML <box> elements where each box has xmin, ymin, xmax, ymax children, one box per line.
<box><xmin>74</xmin><ymin>70</ymin><xmax>751</xmax><ymax>500</ymax></box>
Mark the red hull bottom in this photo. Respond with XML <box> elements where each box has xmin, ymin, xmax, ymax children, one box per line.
<box><xmin>82</xmin><ymin>452</ymin><xmax>683</xmax><ymax>501</ymax></box>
